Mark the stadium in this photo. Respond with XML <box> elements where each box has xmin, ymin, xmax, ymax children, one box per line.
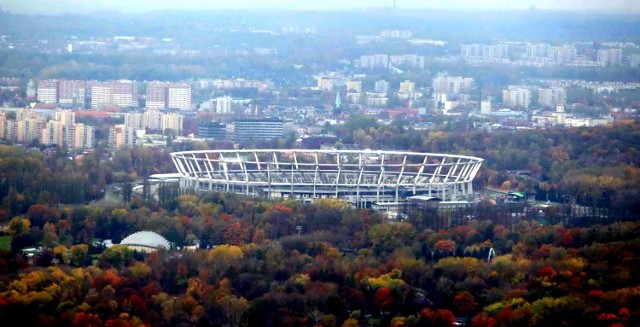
<box><xmin>170</xmin><ymin>149</ymin><xmax>483</xmax><ymax>209</ymax></box>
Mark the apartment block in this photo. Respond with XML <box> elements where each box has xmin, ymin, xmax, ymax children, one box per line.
<box><xmin>58</xmin><ymin>80</ymin><xmax>86</xmax><ymax>108</ymax></box>
<box><xmin>91</xmin><ymin>80</ymin><xmax>138</xmax><ymax>109</ymax></box>
<box><xmin>37</xmin><ymin>79</ymin><xmax>59</xmax><ymax>104</ymax></box>
<box><xmin>502</xmin><ymin>86</ymin><xmax>532</xmax><ymax>109</ymax></box>
<box><xmin>538</xmin><ymin>87</ymin><xmax>567</xmax><ymax>108</ymax></box>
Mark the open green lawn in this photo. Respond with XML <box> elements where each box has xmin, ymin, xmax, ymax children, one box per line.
<box><xmin>0</xmin><ymin>235</ymin><xmax>11</xmax><ymax>251</ymax></box>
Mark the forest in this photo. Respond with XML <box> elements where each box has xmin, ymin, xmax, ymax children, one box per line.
<box><xmin>0</xmin><ymin>122</ymin><xmax>639</xmax><ymax>326</ymax></box>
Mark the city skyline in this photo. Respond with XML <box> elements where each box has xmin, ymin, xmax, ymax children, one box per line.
<box><xmin>2</xmin><ymin>0</ymin><xmax>640</xmax><ymax>15</ymax></box>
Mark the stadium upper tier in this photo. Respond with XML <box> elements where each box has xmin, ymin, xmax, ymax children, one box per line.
<box><xmin>170</xmin><ymin>149</ymin><xmax>483</xmax><ymax>204</ymax></box>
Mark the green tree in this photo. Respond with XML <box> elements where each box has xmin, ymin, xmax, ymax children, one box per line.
<box><xmin>101</xmin><ymin>244</ymin><xmax>134</xmax><ymax>268</ymax></box>
<box><xmin>7</xmin><ymin>216</ymin><xmax>31</xmax><ymax>235</ymax></box>
<box><xmin>70</xmin><ymin>244</ymin><xmax>89</xmax><ymax>267</ymax></box>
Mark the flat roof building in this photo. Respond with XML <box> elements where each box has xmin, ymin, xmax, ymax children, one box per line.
<box><xmin>233</xmin><ymin>118</ymin><xmax>283</xmax><ymax>143</ymax></box>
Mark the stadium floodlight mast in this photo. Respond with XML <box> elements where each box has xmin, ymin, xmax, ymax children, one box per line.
<box><xmin>170</xmin><ymin>149</ymin><xmax>483</xmax><ymax>205</ymax></box>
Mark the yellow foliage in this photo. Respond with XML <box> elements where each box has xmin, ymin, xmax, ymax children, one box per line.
<box><xmin>291</xmin><ymin>273</ymin><xmax>311</xmax><ymax>286</ymax></box>
<box><xmin>314</xmin><ymin>198</ymin><xmax>351</xmax><ymax>211</ymax></box>
<box><xmin>366</xmin><ymin>269</ymin><xmax>406</xmax><ymax>290</ymax></box>
<box><xmin>208</xmin><ymin>245</ymin><xmax>244</xmax><ymax>273</ymax></box>
<box><xmin>8</xmin><ymin>216</ymin><xmax>31</xmax><ymax>235</ymax></box>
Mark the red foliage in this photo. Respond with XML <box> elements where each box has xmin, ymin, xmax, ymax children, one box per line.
<box><xmin>597</xmin><ymin>313</ymin><xmax>619</xmax><ymax>322</ymax></box>
<box><xmin>142</xmin><ymin>281</ymin><xmax>162</xmax><ymax>296</ymax></box>
<box><xmin>618</xmin><ymin>307</ymin><xmax>630</xmax><ymax>320</ymax></box>
<box><xmin>588</xmin><ymin>290</ymin><xmax>604</xmax><ymax>298</ymax></box>
<box><xmin>219</xmin><ymin>213</ymin><xmax>233</xmax><ymax>222</ymax></box>
<box><xmin>127</xmin><ymin>294</ymin><xmax>148</xmax><ymax>314</ymax></box>
<box><xmin>73</xmin><ymin>312</ymin><xmax>101</xmax><ymax>327</ymax></box>
<box><xmin>471</xmin><ymin>313</ymin><xmax>497</xmax><ymax>327</ymax></box>
<box><xmin>495</xmin><ymin>306</ymin><xmax>515</xmax><ymax>325</ymax></box>
<box><xmin>223</xmin><ymin>221</ymin><xmax>248</xmax><ymax>245</ymax></box>
<box><xmin>419</xmin><ymin>308</ymin><xmax>456</xmax><ymax>327</ymax></box>
<box><xmin>0</xmin><ymin>209</ymin><xmax>8</xmax><ymax>223</ymax></box>
<box><xmin>454</xmin><ymin>291</ymin><xmax>478</xmax><ymax>315</ymax></box>
<box><xmin>179</xmin><ymin>216</ymin><xmax>191</xmax><ymax>224</ymax></box>
<box><xmin>536</xmin><ymin>266</ymin><xmax>558</xmax><ymax>280</ymax></box>
<box><xmin>92</xmin><ymin>270</ymin><xmax>123</xmax><ymax>289</ymax></box>
<box><xmin>374</xmin><ymin>287</ymin><xmax>394</xmax><ymax>310</ymax></box>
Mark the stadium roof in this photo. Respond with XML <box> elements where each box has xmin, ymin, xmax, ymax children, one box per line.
<box><xmin>121</xmin><ymin>231</ymin><xmax>170</xmax><ymax>249</ymax></box>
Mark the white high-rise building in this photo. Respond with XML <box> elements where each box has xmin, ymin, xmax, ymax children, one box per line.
<box><xmin>538</xmin><ymin>87</ymin><xmax>567</xmax><ymax>108</ymax></box>
<box><xmin>37</xmin><ymin>80</ymin><xmax>58</xmax><ymax>104</ymax></box>
<box><xmin>359</xmin><ymin>54</ymin><xmax>389</xmax><ymax>69</ymax></box>
<box><xmin>432</xmin><ymin>74</ymin><xmax>474</xmax><ymax>95</ymax></box>
<box><xmin>550</xmin><ymin>46</ymin><xmax>577</xmax><ymax>65</ymax></box>
<box><xmin>112</xmin><ymin>80</ymin><xmax>138</xmax><ymax>107</ymax></box>
<box><xmin>461</xmin><ymin>44</ymin><xmax>482</xmax><ymax>58</ymax></box>
<box><xmin>62</xmin><ymin>123</ymin><xmax>94</xmax><ymax>149</ymax></box>
<box><xmin>55</xmin><ymin>110</ymin><xmax>75</xmax><ymax>125</ymax></box>
<box><xmin>162</xmin><ymin>113</ymin><xmax>184</xmax><ymax>133</ymax></box>
<box><xmin>216</xmin><ymin>96</ymin><xmax>233</xmax><ymax>114</ymax></box>
<box><xmin>389</xmin><ymin>55</ymin><xmax>425</xmax><ymax>68</ymax></box>
<box><xmin>460</xmin><ymin>44</ymin><xmax>508</xmax><ymax>59</ymax></box>
<box><xmin>146</xmin><ymin>81</ymin><xmax>167</xmax><ymax>109</ymax></box>
<box><xmin>502</xmin><ymin>86</ymin><xmax>532</xmax><ymax>109</ymax></box>
<box><xmin>346</xmin><ymin>80</ymin><xmax>362</xmax><ymax>93</ymax></box>
<box><xmin>316</xmin><ymin>77</ymin><xmax>337</xmax><ymax>91</ymax></box>
<box><xmin>124</xmin><ymin>110</ymin><xmax>184</xmax><ymax>134</ymax></box>
<box><xmin>598</xmin><ymin>48</ymin><xmax>623</xmax><ymax>66</ymax></box>
<box><xmin>480</xmin><ymin>100</ymin><xmax>492</xmax><ymax>115</ymax></box>
<box><xmin>42</xmin><ymin>120</ymin><xmax>63</xmax><ymax>146</ymax></box>
<box><xmin>167</xmin><ymin>83</ymin><xmax>191</xmax><ymax>111</ymax></box>
<box><xmin>109</xmin><ymin>124</ymin><xmax>136</xmax><ymax>148</ymax></box>
<box><xmin>399</xmin><ymin>80</ymin><xmax>416</xmax><ymax>93</ymax></box>
<box><xmin>91</xmin><ymin>80</ymin><xmax>138</xmax><ymax>109</ymax></box>
<box><xmin>58</xmin><ymin>80</ymin><xmax>85</xmax><ymax>108</ymax></box>
<box><xmin>91</xmin><ymin>82</ymin><xmax>112</xmax><ymax>109</ymax></box>
<box><xmin>526</xmin><ymin>43</ymin><xmax>551</xmax><ymax>58</ymax></box>
<box><xmin>124</xmin><ymin>112</ymin><xmax>145</xmax><ymax>130</ymax></box>
<box><xmin>374</xmin><ymin>80</ymin><xmax>389</xmax><ymax>93</ymax></box>
<box><xmin>144</xmin><ymin>109</ymin><xmax>163</xmax><ymax>131</ymax></box>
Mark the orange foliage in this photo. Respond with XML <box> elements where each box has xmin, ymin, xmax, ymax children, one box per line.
<box><xmin>434</xmin><ymin>239</ymin><xmax>456</xmax><ymax>252</ymax></box>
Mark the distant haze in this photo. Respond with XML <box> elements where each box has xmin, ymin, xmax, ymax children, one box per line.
<box><xmin>2</xmin><ymin>0</ymin><xmax>640</xmax><ymax>14</ymax></box>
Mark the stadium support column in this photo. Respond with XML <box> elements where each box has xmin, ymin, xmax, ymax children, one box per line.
<box><xmin>377</xmin><ymin>153</ymin><xmax>385</xmax><ymax>203</ymax></box>
<box><xmin>313</xmin><ymin>152</ymin><xmax>318</xmax><ymax>199</ymax></box>
<box><xmin>335</xmin><ymin>153</ymin><xmax>341</xmax><ymax>198</ymax></box>
<box><xmin>395</xmin><ymin>154</ymin><xmax>407</xmax><ymax>203</ymax></box>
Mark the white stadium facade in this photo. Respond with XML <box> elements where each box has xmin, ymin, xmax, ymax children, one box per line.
<box><xmin>170</xmin><ymin>149</ymin><xmax>483</xmax><ymax>210</ymax></box>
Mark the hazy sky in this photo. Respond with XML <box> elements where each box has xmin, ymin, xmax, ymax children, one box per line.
<box><xmin>2</xmin><ymin>0</ymin><xmax>639</xmax><ymax>14</ymax></box>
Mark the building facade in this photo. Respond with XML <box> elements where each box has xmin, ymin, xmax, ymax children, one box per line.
<box><xmin>198</xmin><ymin>121</ymin><xmax>227</xmax><ymax>139</ymax></box>
<box><xmin>58</xmin><ymin>80</ymin><xmax>86</xmax><ymax>108</ymax></box>
<box><xmin>538</xmin><ymin>87</ymin><xmax>567</xmax><ymax>108</ymax></box>
<box><xmin>233</xmin><ymin>118</ymin><xmax>283</xmax><ymax>143</ymax></box>
<box><xmin>502</xmin><ymin>86</ymin><xmax>532</xmax><ymax>109</ymax></box>
<box><xmin>598</xmin><ymin>48</ymin><xmax>623</xmax><ymax>66</ymax></box>
<box><xmin>37</xmin><ymin>79</ymin><xmax>59</xmax><ymax>104</ymax></box>
<box><xmin>109</xmin><ymin>124</ymin><xmax>136</xmax><ymax>148</ymax></box>
<box><xmin>91</xmin><ymin>80</ymin><xmax>138</xmax><ymax>109</ymax></box>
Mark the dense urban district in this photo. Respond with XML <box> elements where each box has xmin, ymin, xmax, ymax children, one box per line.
<box><xmin>0</xmin><ymin>7</ymin><xmax>640</xmax><ymax>327</ymax></box>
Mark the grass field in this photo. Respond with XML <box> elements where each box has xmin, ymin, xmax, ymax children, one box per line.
<box><xmin>0</xmin><ymin>235</ymin><xmax>11</xmax><ymax>251</ymax></box>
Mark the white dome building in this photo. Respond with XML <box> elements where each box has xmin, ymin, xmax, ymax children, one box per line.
<box><xmin>120</xmin><ymin>231</ymin><xmax>171</xmax><ymax>253</ymax></box>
